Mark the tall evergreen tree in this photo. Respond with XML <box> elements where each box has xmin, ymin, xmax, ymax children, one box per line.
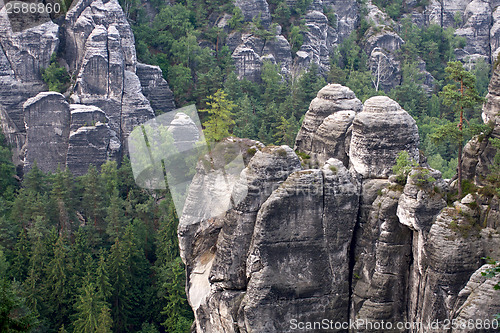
<box><xmin>45</xmin><ymin>234</ymin><xmax>71</xmax><ymax>328</ymax></box>
<box><xmin>432</xmin><ymin>61</ymin><xmax>484</xmax><ymax>197</ymax></box>
<box><xmin>199</xmin><ymin>89</ymin><xmax>236</xmax><ymax>142</ymax></box>
<box><xmin>72</xmin><ymin>282</ymin><xmax>102</xmax><ymax>333</ymax></box>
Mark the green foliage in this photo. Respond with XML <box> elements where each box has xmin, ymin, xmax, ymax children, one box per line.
<box><xmin>160</xmin><ymin>258</ymin><xmax>193</xmax><ymax>333</ymax></box>
<box><xmin>482</xmin><ymin>258</ymin><xmax>500</xmax><ymax>290</ymax></box>
<box><xmin>392</xmin><ymin>151</ymin><xmax>418</xmax><ymax>185</ymax></box>
<box><xmin>41</xmin><ymin>54</ymin><xmax>70</xmax><ymax>93</ymax></box>
<box><xmin>373</xmin><ymin>0</ymin><xmax>403</xmax><ymax>20</ymax></box>
<box><xmin>0</xmin><ymin>126</ymin><xmax>17</xmax><ymax>203</ymax></box>
<box><xmin>228</xmin><ymin>7</ymin><xmax>244</xmax><ymax>30</ymax></box>
<box><xmin>431</xmin><ymin>61</ymin><xmax>484</xmax><ymax>196</ymax></box>
<box><xmin>0</xmin><ymin>248</ymin><xmax>36</xmax><ymax>332</ymax></box>
<box><xmin>0</xmin><ymin>159</ymin><xmax>193</xmax><ymax>332</ymax></box>
<box><xmin>199</xmin><ymin>89</ymin><xmax>236</xmax><ymax>142</ymax></box>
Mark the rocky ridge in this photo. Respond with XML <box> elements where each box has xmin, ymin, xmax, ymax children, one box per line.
<box><xmin>179</xmin><ymin>82</ymin><xmax>500</xmax><ymax>332</ymax></box>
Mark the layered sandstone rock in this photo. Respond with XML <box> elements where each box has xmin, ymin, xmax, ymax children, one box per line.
<box><xmin>349</xmin><ymin>96</ymin><xmax>420</xmax><ymax>179</ymax></box>
<box><xmin>294</xmin><ymin>84</ymin><xmax>362</xmax><ymax>167</ymax></box>
<box><xmin>23</xmin><ymin>92</ymin><xmax>71</xmax><ymax>173</ymax></box>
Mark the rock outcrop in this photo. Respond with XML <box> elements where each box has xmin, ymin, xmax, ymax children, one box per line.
<box><xmin>180</xmin><ymin>83</ymin><xmax>500</xmax><ymax>332</ymax></box>
<box><xmin>23</xmin><ymin>92</ymin><xmax>70</xmax><ymax>173</ymax></box>
<box><xmin>349</xmin><ymin>96</ymin><xmax>419</xmax><ymax>179</ymax></box>
<box><xmin>0</xmin><ymin>0</ymin><xmax>175</xmax><ymax>175</ymax></box>
<box><xmin>239</xmin><ymin>160</ymin><xmax>359</xmax><ymax>332</ymax></box>
<box><xmin>462</xmin><ymin>60</ymin><xmax>500</xmax><ymax>184</ymax></box>
<box><xmin>294</xmin><ymin>84</ymin><xmax>362</xmax><ymax>167</ymax></box>
<box><xmin>67</xmin><ymin>104</ymin><xmax>113</xmax><ymax>176</ymax></box>
<box><xmin>0</xmin><ymin>11</ymin><xmax>59</xmax><ymax>168</ymax></box>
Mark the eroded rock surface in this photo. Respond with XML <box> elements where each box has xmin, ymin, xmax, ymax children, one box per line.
<box><xmin>0</xmin><ymin>0</ymin><xmax>174</xmax><ymax>174</ymax></box>
<box><xmin>181</xmin><ymin>82</ymin><xmax>500</xmax><ymax>332</ymax></box>
<box><xmin>295</xmin><ymin>84</ymin><xmax>362</xmax><ymax>167</ymax></box>
<box><xmin>349</xmin><ymin>96</ymin><xmax>419</xmax><ymax>179</ymax></box>
<box><xmin>23</xmin><ymin>92</ymin><xmax>70</xmax><ymax>173</ymax></box>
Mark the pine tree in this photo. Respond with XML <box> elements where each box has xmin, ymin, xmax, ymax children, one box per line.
<box><xmin>10</xmin><ymin>229</ymin><xmax>30</xmax><ymax>281</ymax></box>
<box><xmin>105</xmin><ymin>189</ymin><xmax>128</xmax><ymax>242</ymax></box>
<box><xmin>199</xmin><ymin>89</ymin><xmax>236</xmax><ymax>142</ymax></box>
<box><xmin>96</xmin><ymin>250</ymin><xmax>112</xmax><ymax>303</ymax></box>
<box><xmin>0</xmin><ymin>247</ymin><xmax>36</xmax><ymax>332</ymax></box>
<box><xmin>81</xmin><ymin>165</ymin><xmax>106</xmax><ymax>230</ymax></box>
<box><xmin>274</xmin><ymin>114</ymin><xmax>299</xmax><ymax>147</ymax></box>
<box><xmin>160</xmin><ymin>258</ymin><xmax>193</xmax><ymax>332</ymax></box>
<box><xmin>23</xmin><ymin>161</ymin><xmax>47</xmax><ymax>195</ymax></box>
<box><xmin>108</xmin><ymin>238</ymin><xmax>132</xmax><ymax>332</ymax></box>
<box><xmin>432</xmin><ymin>61</ymin><xmax>484</xmax><ymax>197</ymax></box>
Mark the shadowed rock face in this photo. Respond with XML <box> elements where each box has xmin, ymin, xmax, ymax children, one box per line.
<box><xmin>23</xmin><ymin>92</ymin><xmax>71</xmax><ymax>173</ymax></box>
<box><xmin>239</xmin><ymin>160</ymin><xmax>359</xmax><ymax>332</ymax></box>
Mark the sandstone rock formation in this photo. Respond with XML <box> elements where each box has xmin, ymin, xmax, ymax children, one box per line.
<box><xmin>23</xmin><ymin>92</ymin><xmax>71</xmax><ymax>173</ymax></box>
<box><xmin>0</xmin><ymin>0</ymin><xmax>175</xmax><ymax>175</ymax></box>
<box><xmin>180</xmin><ymin>83</ymin><xmax>500</xmax><ymax>332</ymax></box>
<box><xmin>0</xmin><ymin>11</ymin><xmax>59</xmax><ymax>168</ymax></box>
<box><xmin>349</xmin><ymin>96</ymin><xmax>419</xmax><ymax>179</ymax></box>
<box><xmin>294</xmin><ymin>84</ymin><xmax>362</xmax><ymax>167</ymax></box>
<box><xmin>462</xmin><ymin>59</ymin><xmax>500</xmax><ymax>184</ymax></box>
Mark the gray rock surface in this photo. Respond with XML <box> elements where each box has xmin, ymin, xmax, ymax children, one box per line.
<box><xmin>67</xmin><ymin>124</ymin><xmax>112</xmax><ymax>176</ymax></box>
<box><xmin>23</xmin><ymin>92</ymin><xmax>70</xmax><ymax>173</ymax></box>
<box><xmin>351</xmin><ymin>181</ymin><xmax>412</xmax><ymax>329</ymax></box>
<box><xmin>239</xmin><ymin>159</ymin><xmax>359</xmax><ymax>332</ymax></box>
<box><xmin>67</xmin><ymin>104</ymin><xmax>112</xmax><ymax>176</ymax></box>
<box><xmin>0</xmin><ymin>0</ymin><xmax>173</xmax><ymax>175</ymax></box>
<box><xmin>452</xmin><ymin>264</ymin><xmax>500</xmax><ymax>332</ymax></box>
<box><xmin>412</xmin><ymin>201</ymin><xmax>484</xmax><ymax>327</ymax></box>
<box><xmin>462</xmin><ymin>58</ymin><xmax>500</xmax><ymax>185</ymax></box>
<box><xmin>365</xmin><ymin>28</ymin><xmax>404</xmax><ymax>92</ymax></box>
<box><xmin>0</xmin><ymin>13</ymin><xmax>59</xmax><ymax>169</ymax></box>
<box><xmin>349</xmin><ymin>96</ymin><xmax>419</xmax><ymax>179</ymax></box>
<box><xmin>66</xmin><ymin>0</ymin><xmax>156</xmax><ymax>159</ymax></box>
<box><xmin>295</xmin><ymin>84</ymin><xmax>362</xmax><ymax>167</ymax></box>
<box><xmin>323</xmin><ymin>0</ymin><xmax>359</xmax><ymax>43</ymax></box>
<box><xmin>294</xmin><ymin>10</ymin><xmax>337</xmax><ymax>75</ymax></box>
<box><xmin>136</xmin><ymin>63</ymin><xmax>176</xmax><ymax>114</ymax></box>
<box><xmin>234</xmin><ymin>0</ymin><xmax>272</xmax><ymax>27</ymax></box>
<box><xmin>179</xmin><ymin>143</ymin><xmax>299</xmax><ymax>332</ymax></box>
<box><xmin>231</xmin><ymin>33</ymin><xmax>292</xmax><ymax>81</ymax></box>
<box><xmin>455</xmin><ymin>0</ymin><xmax>491</xmax><ymax>63</ymax></box>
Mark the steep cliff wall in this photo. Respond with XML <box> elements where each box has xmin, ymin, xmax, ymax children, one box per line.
<box><xmin>0</xmin><ymin>0</ymin><xmax>175</xmax><ymax>175</ymax></box>
<box><xmin>179</xmin><ymin>82</ymin><xmax>500</xmax><ymax>332</ymax></box>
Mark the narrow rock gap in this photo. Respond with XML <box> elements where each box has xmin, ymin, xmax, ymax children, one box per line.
<box><xmin>0</xmin><ymin>39</ymin><xmax>18</xmax><ymax>81</ymax></box>
<box><xmin>405</xmin><ymin>230</ymin><xmax>415</xmax><ymax>324</ymax></box>
<box><xmin>347</xmin><ymin>177</ymin><xmax>363</xmax><ymax>322</ymax></box>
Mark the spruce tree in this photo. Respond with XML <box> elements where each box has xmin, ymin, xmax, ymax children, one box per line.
<box><xmin>199</xmin><ymin>89</ymin><xmax>236</xmax><ymax>142</ymax></box>
<box><xmin>96</xmin><ymin>305</ymin><xmax>113</xmax><ymax>333</ymax></box>
<box><xmin>45</xmin><ymin>234</ymin><xmax>71</xmax><ymax>328</ymax></box>
<box><xmin>73</xmin><ymin>282</ymin><xmax>101</xmax><ymax>333</ymax></box>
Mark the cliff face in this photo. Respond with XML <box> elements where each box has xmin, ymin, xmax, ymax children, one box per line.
<box><xmin>179</xmin><ymin>82</ymin><xmax>500</xmax><ymax>332</ymax></box>
<box><xmin>0</xmin><ymin>0</ymin><xmax>175</xmax><ymax>175</ymax></box>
